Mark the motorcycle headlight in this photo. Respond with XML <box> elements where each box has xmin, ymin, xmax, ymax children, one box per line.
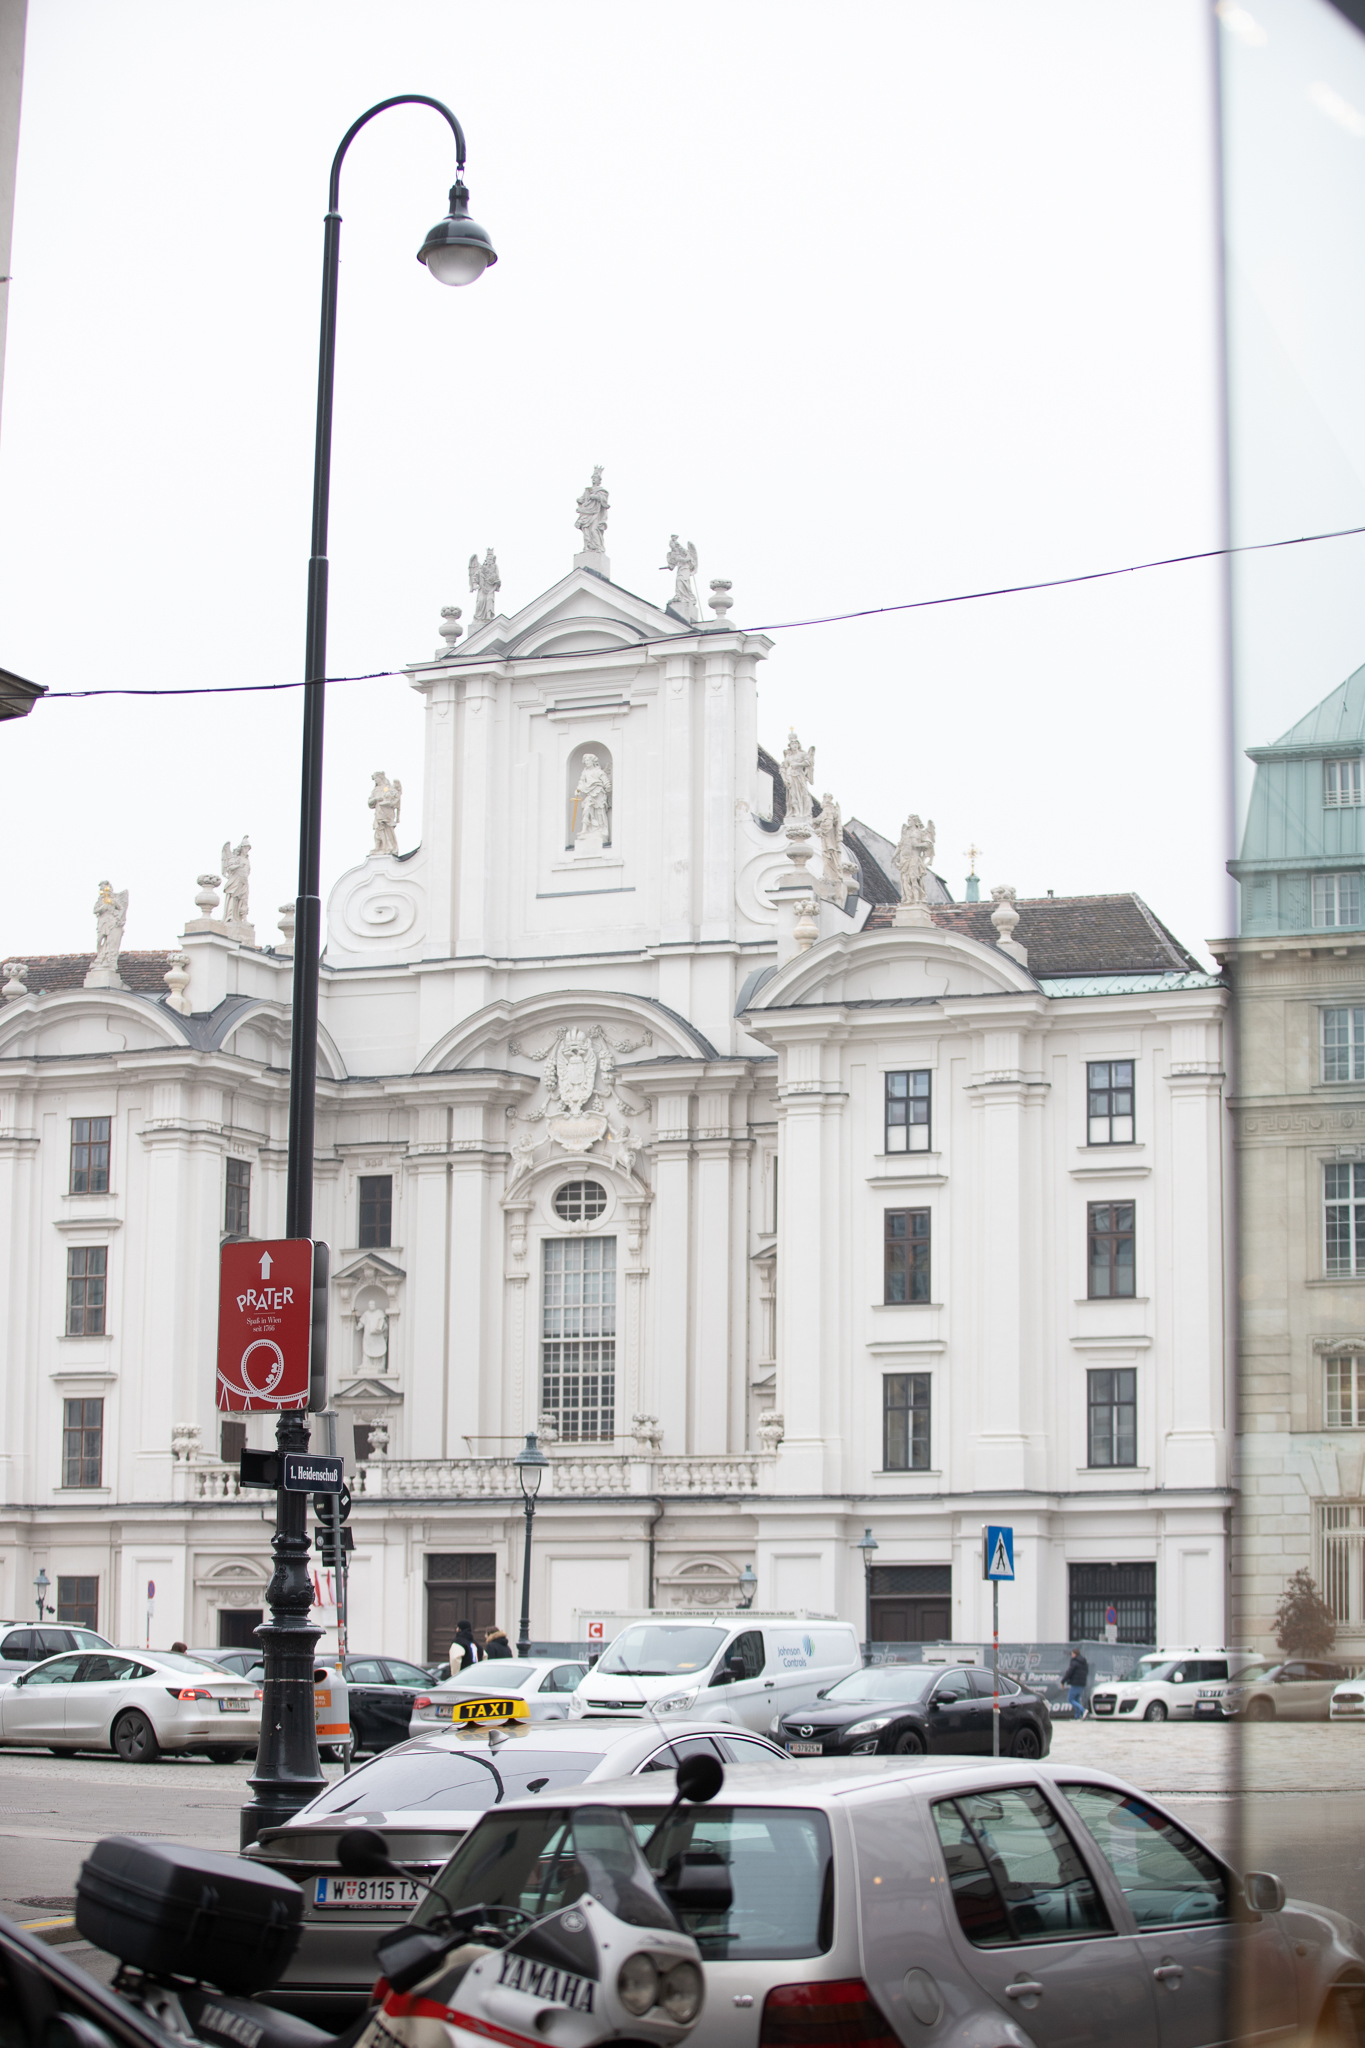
<box><xmin>844</xmin><ymin>1716</ymin><xmax>893</xmax><ymax>1738</ymax></box>
<box><xmin>655</xmin><ymin>1689</ymin><xmax>699</xmax><ymax>1714</ymax></box>
<box><xmin>617</xmin><ymin>1953</ymin><xmax>660</xmax><ymax>2016</ymax></box>
<box><xmin>659</xmin><ymin>1960</ymin><xmax>703</xmax><ymax>2024</ymax></box>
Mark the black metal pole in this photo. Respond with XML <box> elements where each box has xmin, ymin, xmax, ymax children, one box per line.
<box><xmin>240</xmin><ymin>95</ymin><xmax>469</xmax><ymax>1849</ymax></box>
<box><xmin>518</xmin><ymin>1495</ymin><xmax>535</xmax><ymax>1655</ymax></box>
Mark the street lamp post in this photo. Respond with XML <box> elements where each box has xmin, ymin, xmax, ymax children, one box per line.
<box><xmin>241</xmin><ymin>98</ymin><xmax>496</xmax><ymax>1851</ymax></box>
<box><xmin>33</xmin><ymin>1569</ymin><xmax>51</xmax><ymax>1622</ymax></box>
<box><xmin>855</xmin><ymin>1527</ymin><xmax>879</xmax><ymax>1654</ymax></box>
<box><xmin>514</xmin><ymin>1434</ymin><xmax>548</xmax><ymax>1655</ymax></box>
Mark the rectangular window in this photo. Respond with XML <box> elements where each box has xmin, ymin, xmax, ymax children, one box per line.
<box><xmin>1326</xmin><ymin>1356</ymin><xmax>1365</xmax><ymax>1429</ymax></box>
<box><xmin>1323</xmin><ymin>1008</ymin><xmax>1365</xmax><ymax>1084</ymax></box>
<box><xmin>1313</xmin><ymin>872</ymin><xmax>1362</xmax><ymax>928</ymax></box>
<box><xmin>884</xmin><ymin>1208</ymin><xmax>931</xmax><ymax>1303</ymax></box>
<box><xmin>1326</xmin><ymin>1163</ymin><xmax>1365</xmax><ymax>1277</ymax></box>
<box><xmin>1087</xmin><ymin>1202</ymin><xmax>1135</xmax><ymax>1298</ymax></box>
<box><xmin>63</xmin><ymin>1398</ymin><xmax>103</xmax><ymax>1488</ymax></box>
<box><xmin>1087</xmin><ymin>1368</ymin><xmax>1137</xmax><ymax>1467</ymax></box>
<box><xmin>542</xmin><ymin>1235</ymin><xmax>616</xmax><ymax>1441</ymax></box>
<box><xmin>883</xmin><ymin>1373</ymin><xmax>931</xmax><ymax>1470</ymax></box>
<box><xmin>885</xmin><ymin>1071</ymin><xmax>931</xmax><ymax>1153</ymax></box>
<box><xmin>224</xmin><ymin>1157</ymin><xmax>251</xmax><ymax>1237</ymax></box>
<box><xmin>57</xmin><ymin>1576</ymin><xmax>98</xmax><ymax>1629</ymax></box>
<box><xmin>1325</xmin><ymin>759</ymin><xmax>1364</xmax><ymax>806</ymax></box>
<box><xmin>220</xmin><ymin>1418</ymin><xmax>247</xmax><ymax>1465</ymax></box>
<box><xmin>65</xmin><ymin>1247</ymin><xmax>107</xmax><ymax>1335</ymax></box>
<box><xmin>358</xmin><ymin>1174</ymin><xmax>393</xmax><ymax>1248</ymax></box>
<box><xmin>1068</xmin><ymin>1560</ymin><xmax>1156</xmax><ymax>1643</ymax></box>
<box><xmin>70</xmin><ymin>1116</ymin><xmax>110</xmax><ymax>1194</ymax></box>
<box><xmin>1086</xmin><ymin>1060</ymin><xmax>1134</xmax><ymax>1144</ymax></box>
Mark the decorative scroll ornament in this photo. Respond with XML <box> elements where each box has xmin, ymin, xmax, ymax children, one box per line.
<box><xmin>505</xmin><ymin>1022</ymin><xmax>653</xmax><ymax>1180</ymax></box>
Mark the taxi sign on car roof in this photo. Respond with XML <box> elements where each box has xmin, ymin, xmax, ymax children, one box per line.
<box><xmin>447</xmin><ymin>1695</ymin><xmax>530</xmax><ymax>1722</ymax></box>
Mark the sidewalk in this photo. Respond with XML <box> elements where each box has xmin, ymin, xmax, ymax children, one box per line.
<box><xmin>1050</xmin><ymin>1716</ymin><xmax>1365</xmax><ymax>1795</ymax></box>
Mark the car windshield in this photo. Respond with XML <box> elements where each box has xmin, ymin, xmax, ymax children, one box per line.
<box><xmin>302</xmin><ymin>1746</ymin><xmax>612</xmax><ymax>1819</ymax></box>
<box><xmin>151</xmin><ymin>1652</ymin><xmax>240</xmax><ymax>1675</ymax></box>
<box><xmin>1122</xmin><ymin>1661</ymin><xmax>1178</xmax><ymax>1683</ymax></box>
<box><xmin>596</xmin><ymin>1626</ymin><xmax>726</xmax><ymax>1677</ymax></box>
<box><xmin>1228</xmin><ymin>1664</ymin><xmax>1278</xmax><ymax>1685</ymax></box>
<box><xmin>69</xmin><ymin>1630</ymin><xmax>112</xmax><ymax>1650</ymax></box>
<box><xmin>821</xmin><ymin>1666</ymin><xmax>937</xmax><ymax>1703</ymax></box>
<box><xmin>422</xmin><ymin>1803</ymin><xmax>833</xmax><ymax>1961</ymax></box>
<box><xmin>420</xmin><ymin>1804</ymin><xmax>680</xmax><ymax>1933</ymax></box>
<box><xmin>446</xmin><ymin>1664</ymin><xmax>538</xmax><ymax>1689</ymax></box>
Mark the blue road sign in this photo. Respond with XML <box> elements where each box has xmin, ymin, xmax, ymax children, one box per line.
<box><xmin>983</xmin><ymin>1525</ymin><xmax>1015</xmax><ymax>1581</ymax></box>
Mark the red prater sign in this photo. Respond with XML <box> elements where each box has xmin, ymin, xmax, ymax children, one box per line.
<box><xmin>217</xmin><ymin>1239</ymin><xmax>313</xmax><ymax>1411</ymax></box>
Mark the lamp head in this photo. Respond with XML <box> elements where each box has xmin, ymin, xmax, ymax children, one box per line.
<box><xmin>34</xmin><ymin>1568</ymin><xmax>50</xmax><ymax>1591</ymax></box>
<box><xmin>855</xmin><ymin>1526</ymin><xmax>879</xmax><ymax>1559</ymax></box>
<box><xmin>514</xmin><ymin>1430</ymin><xmax>548</xmax><ymax>1499</ymax></box>
<box><xmin>737</xmin><ymin>1564</ymin><xmax>758</xmax><ymax>1608</ymax></box>
<box><xmin>418</xmin><ymin>179</ymin><xmax>497</xmax><ymax>287</ymax></box>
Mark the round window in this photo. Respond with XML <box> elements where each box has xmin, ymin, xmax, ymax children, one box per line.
<box><xmin>553</xmin><ymin>1180</ymin><xmax>608</xmax><ymax>1223</ymax></box>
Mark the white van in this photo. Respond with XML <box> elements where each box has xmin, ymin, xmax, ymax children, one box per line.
<box><xmin>1089</xmin><ymin>1647</ymin><xmax>1260</xmax><ymax>1722</ymax></box>
<box><xmin>569</xmin><ymin>1613</ymin><xmax>861</xmax><ymax>1731</ymax></box>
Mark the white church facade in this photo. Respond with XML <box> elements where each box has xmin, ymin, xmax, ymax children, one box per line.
<box><xmin>0</xmin><ymin>494</ymin><xmax>1232</xmax><ymax>1660</ymax></box>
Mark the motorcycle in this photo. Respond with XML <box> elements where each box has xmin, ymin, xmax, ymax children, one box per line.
<box><xmin>73</xmin><ymin>1752</ymin><xmax>727</xmax><ymax>2048</ymax></box>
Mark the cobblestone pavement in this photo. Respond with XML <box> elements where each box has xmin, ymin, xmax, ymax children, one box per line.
<box><xmin>1049</xmin><ymin>1715</ymin><xmax>1365</xmax><ymax>1794</ymax></box>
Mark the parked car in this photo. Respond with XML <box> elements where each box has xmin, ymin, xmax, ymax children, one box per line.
<box><xmin>1193</xmin><ymin>1658</ymin><xmax>1280</xmax><ymax>1719</ymax></box>
<box><xmin>246</xmin><ymin>1717</ymin><xmax>789</xmax><ymax>2017</ymax></box>
<box><xmin>242</xmin><ymin>1651</ymin><xmax>427</xmax><ymax>1756</ymax></box>
<box><xmin>0</xmin><ymin>1648</ymin><xmax>261</xmax><ymax>1761</ymax></box>
<box><xmin>404</xmin><ymin>1755</ymin><xmax>1362</xmax><ymax>2048</ymax></box>
<box><xmin>408</xmin><ymin>1657</ymin><xmax>589</xmax><ymax>1735</ymax></box>
<box><xmin>0</xmin><ymin>1623</ymin><xmax>114</xmax><ymax>1686</ymax></box>
<box><xmin>187</xmin><ymin>1646</ymin><xmax>260</xmax><ymax>1677</ymax></box>
<box><xmin>1089</xmin><ymin>1651</ymin><xmax>1258</xmax><ymax>1722</ymax></box>
<box><xmin>775</xmin><ymin>1660</ymin><xmax>1052</xmax><ymax>1758</ymax></box>
<box><xmin>570</xmin><ymin>1617</ymin><xmax>861</xmax><ymax>1728</ymax></box>
<box><xmin>1331</xmin><ymin>1676</ymin><xmax>1365</xmax><ymax>1721</ymax></box>
<box><xmin>1222</xmin><ymin>1658</ymin><xmax>1356</xmax><ymax>1721</ymax></box>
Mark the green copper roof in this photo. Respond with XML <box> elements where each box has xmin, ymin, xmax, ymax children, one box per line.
<box><xmin>1231</xmin><ymin>664</ymin><xmax>1365</xmax><ymax>934</ymax></box>
<box><xmin>1263</xmin><ymin>663</ymin><xmax>1365</xmax><ymax>753</ymax></box>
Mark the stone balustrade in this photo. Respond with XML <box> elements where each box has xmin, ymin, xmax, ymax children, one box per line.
<box><xmin>173</xmin><ymin>1451</ymin><xmax>772</xmax><ymax>1503</ymax></box>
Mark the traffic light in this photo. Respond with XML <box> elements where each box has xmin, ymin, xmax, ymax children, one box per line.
<box><xmin>313</xmin><ymin>1480</ymin><xmax>353</xmax><ymax>1571</ymax></box>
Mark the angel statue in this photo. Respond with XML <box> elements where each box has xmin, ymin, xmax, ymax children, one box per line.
<box><xmin>780</xmin><ymin>730</ymin><xmax>815</xmax><ymax>824</ymax></box>
<box><xmin>575</xmin><ymin>466</ymin><xmax>609</xmax><ymax>555</ymax></box>
<box><xmin>221</xmin><ymin>837</ymin><xmax>251</xmax><ymax>929</ymax></box>
<box><xmin>662</xmin><ymin>534</ymin><xmax>700</xmax><ymax>619</ymax></box>
<box><xmin>815</xmin><ymin>791</ymin><xmax>855</xmax><ymax>897</ymax></box>
<box><xmin>895</xmin><ymin>814</ymin><xmax>936</xmax><ymax>906</ymax></box>
<box><xmin>90</xmin><ymin>880</ymin><xmax>128</xmax><ymax>974</ymax></box>
<box><xmin>469</xmin><ymin>547</ymin><xmax>501</xmax><ymax>626</ymax></box>
<box><xmin>369</xmin><ymin>771</ymin><xmax>402</xmax><ymax>856</ymax></box>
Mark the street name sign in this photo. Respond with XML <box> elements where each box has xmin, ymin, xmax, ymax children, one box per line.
<box><xmin>217</xmin><ymin>1239</ymin><xmax>314</xmax><ymax>1411</ymax></box>
<box><xmin>283</xmin><ymin>1452</ymin><xmax>343</xmax><ymax>1494</ymax></box>
<box><xmin>983</xmin><ymin>1525</ymin><xmax>1015</xmax><ymax>1581</ymax></box>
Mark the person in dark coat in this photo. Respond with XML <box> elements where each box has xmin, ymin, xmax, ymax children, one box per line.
<box><xmin>1061</xmin><ymin>1648</ymin><xmax>1089</xmax><ymax>1718</ymax></box>
<box><xmin>483</xmin><ymin>1628</ymin><xmax>513</xmax><ymax>1659</ymax></box>
<box><xmin>448</xmin><ymin>1620</ymin><xmax>481</xmax><ymax>1676</ymax></box>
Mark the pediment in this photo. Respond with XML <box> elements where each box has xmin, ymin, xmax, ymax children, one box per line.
<box><xmin>419</xmin><ymin>987</ymin><xmax>714</xmax><ymax>1074</ymax></box>
<box><xmin>0</xmin><ymin>989</ymin><xmax>187</xmax><ymax>1058</ymax></box>
<box><xmin>412</xmin><ymin>568</ymin><xmax>684</xmax><ymax>671</ymax></box>
<box><xmin>331</xmin><ymin>1377</ymin><xmax>404</xmax><ymax>1407</ymax></box>
<box><xmin>746</xmin><ymin>925</ymin><xmax>1038</xmax><ymax>1013</ymax></box>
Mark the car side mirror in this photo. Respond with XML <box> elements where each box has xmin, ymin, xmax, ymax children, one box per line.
<box><xmin>337</xmin><ymin>1828</ymin><xmax>401</xmax><ymax>1880</ymax></box>
<box><xmin>1244</xmin><ymin>1872</ymin><xmax>1285</xmax><ymax>1914</ymax></box>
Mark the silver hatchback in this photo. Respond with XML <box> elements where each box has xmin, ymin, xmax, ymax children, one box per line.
<box><xmin>399</xmin><ymin>1756</ymin><xmax>1364</xmax><ymax>2048</ymax></box>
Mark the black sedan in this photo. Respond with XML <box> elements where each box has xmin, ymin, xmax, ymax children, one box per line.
<box><xmin>244</xmin><ymin>1651</ymin><xmax>433</xmax><ymax>1756</ymax></box>
<box><xmin>776</xmin><ymin>1661</ymin><xmax>1051</xmax><ymax>1759</ymax></box>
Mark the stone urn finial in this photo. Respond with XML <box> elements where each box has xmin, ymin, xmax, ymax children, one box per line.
<box><xmin>2</xmin><ymin>961</ymin><xmax>28</xmax><ymax>1002</ymax></box>
<box><xmin>277</xmin><ymin>903</ymin><xmax>296</xmax><ymax>956</ymax></box>
<box><xmin>437</xmin><ymin>604</ymin><xmax>464</xmax><ymax>659</ymax></box>
<box><xmin>164</xmin><ymin>954</ymin><xmax>191</xmax><ymax>1015</ymax></box>
<box><xmin>990</xmin><ymin>884</ymin><xmax>1028</xmax><ymax>965</ymax></box>
<box><xmin>195</xmin><ymin>873</ymin><xmax>222</xmax><ymax>919</ymax></box>
<box><xmin>709</xmin><ymin>578</ymin><xmax>734</xmax><ymax>620</ymax></box>
<box><xmin>793</xmin><ymin>897</ymin><xmax>819</xmax><ymax>953</ymax></box>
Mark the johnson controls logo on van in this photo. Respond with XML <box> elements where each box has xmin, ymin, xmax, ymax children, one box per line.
<box><xmin>773</xmin><ymin>1636</ymin><xmax>813</xmax><ymax>1671</ymax></box>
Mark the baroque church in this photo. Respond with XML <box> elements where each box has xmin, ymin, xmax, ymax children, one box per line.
<box><xmin>0</xmin><ymin>486</ymin><xmax>1232</xmax><ymax>1661</ymax></box>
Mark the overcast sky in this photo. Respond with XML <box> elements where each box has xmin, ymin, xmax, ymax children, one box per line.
<box><xmin>1</xmin><ymin>0</ymin><xmax>1234</xmax><ymax>966</ymax></box>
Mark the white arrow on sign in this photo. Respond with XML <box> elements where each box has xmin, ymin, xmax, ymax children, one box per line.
<box><xmin>259</xmin><ymin>1250</ymin><xmax>273</xmax><ymax>1279</ymax></box>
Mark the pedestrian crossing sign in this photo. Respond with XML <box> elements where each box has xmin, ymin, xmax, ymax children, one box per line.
<box><xmin>983</xmin><ymin>1525</ymin><xmax>1015</xmax><ymax>1581</ymax></box>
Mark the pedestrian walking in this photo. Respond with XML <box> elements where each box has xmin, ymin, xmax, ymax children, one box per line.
<box><xmin>1061</xmin><ymin>1646</ymin><xmax>1089</xmax><ymax>1718</ymax></box>
<box><xmin>483</xmin><ymin>1627</ymin><xmax>513</xmax><ymax>1659</ymax></box>
<box><xmin>449</xmin><ymin>1619</ymin><xmax>481</xmax><ymax>1676</ymax></box>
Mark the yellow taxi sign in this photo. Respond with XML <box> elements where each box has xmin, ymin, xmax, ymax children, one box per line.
<box><xmin>451</xmin><ymin>1695</ymin><xmax>530</xmax><ymax>1722</ymax></box>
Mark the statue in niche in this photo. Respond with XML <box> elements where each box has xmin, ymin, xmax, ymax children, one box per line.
<box><xmin>89</xmin><ymin>880</ymin><xmax>128</xmax><ymax>978</ymax></box>
<box><xmin>662</xmin><ymin>534</ymin><xmax>699</xmax><ymax>619</ymax></box>
<box><xmin>369</xmin><ymin>771</ymin><xmax>402</xmax><ymax>856</ymax></box>
<box><xmin>895</xmin><ymin>814</ymin><xmax>936</xmax><ymax>906</ymax></box>
<box><xmin>780</xmin><ymin>731</ymin><xmax>815</xmax><ymax>824</ymax></box>
<box><xmin>573</xmin><ymin>753</ymin><xmax>612</xmax><ymax>846</ymax></box>
<box><xmin>469</xmin><ymin>548</ymin><xmax>501</xmax><ymax>626</ymax></box>
<box><xmin>575</xmin><ymin>466</ymin><xmax>609</xmax><ymax>555</ymax></box>
<box><xmin>221</xmin><ymin>837</ymin><xmax>251</xmax><ymax>928</ymax></box>
<box><xmin>358</xmin><ymin>1304</ymin><xmax>389</xmax><ymax>1372</ymax></box>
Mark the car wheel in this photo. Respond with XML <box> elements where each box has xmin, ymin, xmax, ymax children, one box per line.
<box><xmin>208</xmin><ymin>1747</ymin><xmax>247</xmax><ymax>1764</ymax></box>
<box><xmin>1144</xmin><ymin>1700</ymin><xmax>1168</xmax><ymax>1723</ymax></box>
<box><xmin>1010</xmin><ymin>1724</ymin><xmax>1043</xmax><ymax>1760</ymax></box>
<box><xmin>892</xmin><ymin>1729</ymin><xmax>926</xmax><ymax>1755</ymax></box>
<box><xmin>1316</xmin><ymin>1985</ymin><xmax>1365</xmax><ymax>2048</ymax></box>
<box><xmin>319</xmin><ymin>1744</ymin><xmax>347</xmax><ymax>1763</ymax></box>
<box><xmin>112</xmin><ymin>1710</ymin><xmax>160</xmax><ymax>1763</ymax></box>
<box><xmin>1247</xmin><ymin>1697</ymin><xmax>1275</xmax><ymax>1722</ymax></box>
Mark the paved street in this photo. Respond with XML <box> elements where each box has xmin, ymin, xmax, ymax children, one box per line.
<box><xmin>5</xmin><ymin>1722</ymin><xmax>1364</xmax><ymax>1997</ymax></box>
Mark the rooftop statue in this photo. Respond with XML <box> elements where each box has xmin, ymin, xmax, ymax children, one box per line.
<box><xmin>893</xmin><ymin>813</ymin><xmax>936</xmax><ymax>928</ymax></box>
<box><xmin>85</xmin><ymin>880</ymin><xmax>128</xmax><ymax>988</ymax></box>
<box><xmin>781</xmin><ymin>730</ymin><xmax>815</xmax><ymax>824</ymax></box>
<box><xmin>662</xmin><ymin>534</ymin><xmax>700</xmax><ymax>620</ymax></box>
<box><xmin>221</xmin><ymin>836</ymin><xmax>251</xmax><ymax>931</ymax></box>
<box><xmin>369</xmin><ymin>771</ymin><xmax>402</xmax><ymax>857</ymax></box>
<box><xmin>815</xmin><ymin>790</ymin><xmax>855</xmax><ymax>900</ymax></box>
<box><xmin>574</xmin><ymin>466</ymin><xmax>609</xmax><ymax>556</ymax></box>
<box><xmin>469</xmin><ymin>547</ymin><xmax>501</xmax><ymax>627</ymax></box>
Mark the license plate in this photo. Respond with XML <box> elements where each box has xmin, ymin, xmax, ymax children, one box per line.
<box><xmin>787</xmin><ymin>1741</ymin><xmax>823</xmax><ymax>1755</ymax></box>
<box><xmin>217</xmin><ymin>1698</ymin><xmax>249</xmax><ymax>1713</ymax></box>
<box><xmin>314</xmin><ymin>1876</ymin><xmax>422</xmax><ymax>1909</ymax></box>
<box><xmin>1194</xmin><ymin>1701</ymin><xmax>1221</xmax><ymax>1715</ymax></box>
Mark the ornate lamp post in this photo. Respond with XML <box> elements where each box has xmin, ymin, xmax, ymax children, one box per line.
<box><xmin>855</xmin><ymin>1527</ymin><xmax>879</xmax><ymax>1653</ymax></box>
<box><xmin>514</xmin><ymin>1434</ymin><xmax>548</xmax><ymax>1655</ymax></box>
<box><xmin>737</xmin><ymin>1564</ymin><xmax>758</xmax><ymax>1610</ymax></box>
<box><xmin>33</xmin><ymin>1569</ymin><xmax>51</xmax><ymax>1621</ymax></box>
<box><xmin>241</xmin><ymin>98</ymin><xmax>495</xmax><ymax>1851</ymax></box>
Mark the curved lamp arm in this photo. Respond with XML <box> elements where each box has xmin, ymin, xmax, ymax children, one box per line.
<box><xmin>328</xmin><ymin>93</ymin><xmax>466</xmax><ymax>211</ymax></box>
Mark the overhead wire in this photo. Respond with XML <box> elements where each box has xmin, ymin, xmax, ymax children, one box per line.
<box><xmin>36</xmin><ymin>515</ymin><xmax>1365</xmax><ymax>702</ymax></box>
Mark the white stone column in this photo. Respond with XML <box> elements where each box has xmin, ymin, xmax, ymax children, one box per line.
<box><xmin>966</xmin><ymin>1035</ymin><xmax>1044</xmax><ymax>1494</ymax></box>
<box><xmin>456</xmin><ymin>674</ymin><xmax>498</xmax><ymax>958</ymax></box>
<box><xmin>1161</xmin><ymin>1043</ymin><xmax>1227</xmax><ymax>1490</ymax></box>
<box><xmin>659</xmin><ymin>652</ymin><xmax>694</xmax><ymax>945</ymax></box>
<box><xmin>406</xmin><ymin>1107</ymin><xmax>453</xmax><ymax>1459</ymax></box>
<box><xmin>415</xmin><ymin>669</ymin><xmax>460</xmax><ymax>956</ymax></box>
<box><xmin>0</xmin><ymin>1090</ymin><xmax>39</xmax><ymax>1505</ymax></box>
<box><xmin>647</xmin><ymin>1089</ymin><xmax>693</xmax><ymax>1450</ymax></box>
<box><xmin>772</xmin><ymin>1034</ymin><xmax>848</xmax><ymax>1493</ymax></box>
<box><xmin>700</xmin><ymin>643</ymin><xmax>736</xmax><ymax>942</ymax></box>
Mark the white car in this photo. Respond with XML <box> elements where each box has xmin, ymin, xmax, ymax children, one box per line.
<box><xmin>0</xmin><ymin>1647</ymin><xmax>262</xmax><ymax>1761</ymax></box>
<box><xmin>0</xmin><ymin>1622</ymin><xmax>115</xmax><ymax>1685</ymax></box>
<box><xmin>1331</xmin><ymin>1677</ymin><xmax>1365</xmax><ymax>1720</ymax></box>
<box><xmin>1088</xmin><ymin>1650</ymin><xmax>1256</xmax><ymax>1722</ymax></box>
<box><xmin>408</xmin><ymin>1656</ymin><xmax>588</xmax><ymax>1736</ymax></box>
